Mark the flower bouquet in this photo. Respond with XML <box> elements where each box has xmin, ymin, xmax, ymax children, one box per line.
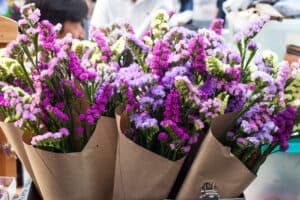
<box><xmin>111</xmin><ymin>11</ymin><xmax>249</xmax><ymax>200</ymax></box>
<box><xmin>178</xmin><ymin>17</ymin><xmax>300</xmax><ymax>199</ymax></box>
<box><xmin>0</xmin><ymin>4</ymin><xmax>121</xmax><ymax>199</ymax></box>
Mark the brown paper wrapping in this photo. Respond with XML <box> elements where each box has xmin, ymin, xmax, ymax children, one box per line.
<box><xmin>23</xmin><ymin>116</ymin><xmax>117</xmax><ymax>200</ymax></box>
<box><xmin>113</xmin><ymin>111</ymin><xmax>185</xmax><ymax>200</ymax></box>
<box><xmin>0</xmin><ymin>122</ymin><xmax>35</xmax><ymax>179</ymax></box>
<box><xmin>177</xmin><ymin>112</ymin><xmax>256</xmax><ymax>199</ymax></box>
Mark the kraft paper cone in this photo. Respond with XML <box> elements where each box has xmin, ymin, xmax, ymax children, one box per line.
<box><xmin>177</xmin><ymin>113</ymin><xmax>256</xmax><ymax>199</ymax></box>
<box><xmin>0</xmin><ymin>122</ymin><xmax>35</xmax><ymax>180</ymax></box>
<box><xmin>23</xmin><ymin>116</ymin><xmax>117</xmax><ymax>200</ymax></box>
<box><xmin>113</xmin><ymin>111</ymin><xmax>185</xmax><ymax>200</ymax></box>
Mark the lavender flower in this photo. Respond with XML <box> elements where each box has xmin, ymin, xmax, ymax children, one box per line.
<box><xmin>209</xmin><ymin>19</ymin><xmax>224</xmax><ymax>35</ymax></box>
<box><xmin>162</xmin><ymin>66</ymin><xmax>189</xmax><ymax>89</ymax></box>
<box><xmin>130</xmin><ymin>113</ymin><xmax>158</xmax><ymax>129</ymax></box>
<box><xmin>164</xmin><ymin>89</ymin><xmax>181</xmax><ymax>123</ymax></box>
<box><xmin>188</xmin><ymin>35</ymin><xmax>206</xmax><ymax>74</ymax></box>
<box><xmin>199</xmin><ymin>76</ymin><xmax>218</xmax><ymax>99</ymax></box>
<box><xmin>161</xmin><ymin>120</ymin><xmax>190</xmax><ymax>141</ymax></box>
<box><xmin>273</xmin><ymin>106</ymin><xmax>297</xmax><ymax>151</ymax></box>
<box><xmin>150</xmin><ymin>40</ymin><xmax>170</xmax><ymax>79</ymax></box>
<box><xmin>158</xmin><ymin>132</ymin><xmax>169</xmax><ymax>141</ymax></box>
<box><xmin>242</xmin><ymin>15</ymin><xmax>270</xmax><ymax>39</ymax></box>
<box><xmin>247</xmin><ymin>40</ymin><xmax>258</xmax><ymax>51</ymax></box>
<box><xmin>91</xmin><ymin>31</ymin><xmax>112</xmax><ymax>62</ymax></box>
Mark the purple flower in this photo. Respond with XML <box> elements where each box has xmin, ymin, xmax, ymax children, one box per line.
<box><xmin>188</xmin><ymin>35</ymin><xmax>206</xmax><ymax>74</ymax></box>
<box><xmin>199</xmin><ymin>98</ymin><xmax>221</xmax><ymax>120</ymax></box>
<box><xmin>209</xmin><ymin>19</ymin><xmax>224</xmax><ymax>35</ymax></box>
<box><xmin>150</xmin><ymin>40</ymin><xmax>170</xmax><ymax>79</ymax></box>
<box><xmin>59</xmin><ymin>128</ymin><xmax>70</xmax><ymax>136</ymax></box>
<box><xmin>77</xmin><ymin>127</ymin><xmax>84</xmax><ymax>135</ymax></box>
<box><xmin>246</xmin><ymin>137</ymin><xmax>260</xmax><ymax>147</ymax></box>
<box><xmin>188</xmin><ymin>133</ymin><xmax>199</xmax><ymax>144</ymax></box>
<box><xmin>227</xmin><ymin>51</ymin><xmax>242</xmax><ymax>65</ymax></box>
<box><xmin>252</xmin><ymin>71</ymin><xmax>274</xmax><ymax>85</ymax></box>
<box><xmin>158</xmin><ymin>132</ymin><xmax>169</xmax><ymax>141</ymax></box>
<box><xmin>69</xmin><ymin>51</ymin><xmax>96</xmax><ymax>81</ymax></box>
<box><xmin>162</xmin><ymin>66</ymin><xmax>189</xmax><ymax>89</ymax></box>
<box><xmin>91</xmin><ymin>31</ymin><xmax>112</xmax><ymax>62</ymax></box>
<box><xmin>273</xmin><ymin>106</ymin><xmax>297</xmax><ymax>151</ymax></box>
<box><xmin>247</xmin><ymin>40</ymin><xmax>258</xmax><ymax>51</ymax></box>
<box><xmin>237</xmin><ymin>137</ymin><xmax>248</xmax><ymax>146</ymax></box>
<box><xmin>151</xmin><ymin>85</ymin><xmax>165</xmax><ymax>98</ymax></box>
<box><xmin>164</xmin><ymin>89</ymin><xmax>181</xmax><ymax>123</ymax></box>
<box><xmin>160</xmin><ymin>120</ymin><xmax>190</xmax><ymax>141</ymax></box>
<box><xmin>276</xmin><ymin>61</ymin><xmax>290</xmax><ymax>106</ymax></box>
<box><xmin>242</xmin><ymin>15</ymin><xmax>270</xmax><ymax>39</ymax></box>
<box><xmin>38</xmin><ymin>20</ymin><xmax>57</xmax><ymax>51</ymax></box>
<box><xmin>181</xmin><ymin>145</ymin><xmax>191</xmax><ymax>153</ymax></box>
<box><xmin>126</xmin><ymin>34</ymin><xmax>150</xmax><ymax>54</ymax></box>
<box><xmin>199</xmin><ymin>76</ymin><xmax>218</xmax><ymax>99</ymax></box>
<box><xmin>225</xmin><ymin>83</ymin><xmax>247</xmax><ymax>113</ymax></box>
<box><xmin>130</xmin><ymin>113</ymin><xmax>158</xmax><ymax>129</ymax></box>
<box><xmin>82</xmin><ymin>82</ymin><xmax>113</xmax><ymax>124</ymax></box>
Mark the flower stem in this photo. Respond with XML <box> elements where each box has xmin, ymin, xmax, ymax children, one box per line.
<box><xmin>251</xmin><ymin>143</ymin><xmax>278</xmax><ymax>174</ymax></box>
<box><xmin>19</xmin><ymin>62</ymin><xmax>34</xmax><ymax>93</ymax></box>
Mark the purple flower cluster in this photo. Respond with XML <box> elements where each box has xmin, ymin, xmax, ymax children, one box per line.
<box><xmin>199</xmin><ymin>76</ymin><xmax>218</xmax><ymax>99</ymax></box>
<box><xmin>162</xmin><ymin>66</ymin><xmax>189</xmax><ymax>89</ymax></box>
<box><xmin>91</xmin><ymin>31</ymin><xmax>112</xmax><ymax>62</ymax></box>
<box><xmin>126</xmin><ymin>34</ymin><xmax>150</xmax><ymax>54</ymax></box>
<box><xmin>225</xmin><ymin>83</ymin><xmax>248</xmax><ymax>112</ymax></box>
<box><xmin>273</xmin><ymin>106</ymin><xmax>297</xmax><ymax>151</ymax></box>
<box><xmin>82</xmin><ymin>82</ymin><xmax>113</xmax><ymax>124</ymax></box>
<box><xmin>130</xmin><ymin>113</ymin><xmax>158</xmax><ymax>129</ymax></box>
<box><xmin>69</xmin><ymin>51</ymin><xmax>97</xmax><ymax>81</ymax></box>
<box><xmin>31</xmin><ymin>128</ymin><xmax>70</xmax><ymax>145</ymax></box>
<box><xmin>209</xmin><ymin>19</ymin><xmax>224</xmax><ymax>35</ymax></box>
<box><xmin>188</xmin><ymin>35</ymin><xmax>206</xmax><ymax>74</ymax></box>
<box><xmin>150</xmin><ymin>40</ymin><xmax>170</xmax><ymax>79</ymax></box>
<box><xmin>242</xmin><ymin>15</ymin><xmax>270</xmax><ymax>39</ymax></box>
<box><xmin>164</xmin><ymin>89</ymin><xmax>181</xmax><ymax>123</ymax></box>
<box><xmin>247</xmin><ymin>40</ymin><xmax>258</xmax><ymax>52</ymax></box>
<box><xmin>20</xmin><ymin>3</ymin><xmax>40</xmax><ymax>25</ymax></box>
<box><xmin>38</xmin><ymin>20</ymin><xmax>56</xmax><ymax>51</ymax></box>
<box><xmin>0</xmin><ymin>93</ymin><xmax>9</xmax><ymax>107</ymax></box>
<box><xmin>161</xmin><ymin>120</ymin><xmax>189</xmax><ymax>141</ymax></box>
<box><xmin>199</xmin><ymin>98</ymin><xmax>221</xmax><ymax>120</ymax></box>
<box><xmin>276</xmin><ymin>61</ymin><xmax>290</xmax><ymax>106</ymax></box>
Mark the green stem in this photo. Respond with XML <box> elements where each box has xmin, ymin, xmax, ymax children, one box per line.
<box><xmin>251</xmin><ymin>143</ymin><xmax>278</xmax><ymax>174</ymax></box>
<box><xmin>241</xmin><ymin>147</ymin><xmax>257</xmax><ymax>163</ymax></box>
<box><xmin>172</xmin><ymin>149</ymin><xmax>178</xmax><ymax>161</ymax></box>
<box><xmin>19</xmin><ymin>62</ymin><xmax>34</xmax><ymax>93</ymax></box>
<box><xmin>21</xmin><ymin>44</ymin><xmax>36</xmax><ymax>67</ymax></box>
<box><xmin>232</xmin><ymin>145</ymin><xmax>245</xmax><ymax>158</ymax></box>
<box><xmin>244</xmin><ymin>51</ymin><xmax>256</xmax><ymax>70</ymax></box>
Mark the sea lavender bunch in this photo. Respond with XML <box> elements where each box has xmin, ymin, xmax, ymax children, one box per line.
<box><xmin>233</xmin><ymin>15</ymin><xmax>270</xmax><ymax>82</ymax></box>
<box><xmin>223</xmin><ymin>56</ymin><xmax>300</xmax><ymax>174</ymax></box>
<box><xmin>0</xmin><ymin>4</ymin><xmax>118</xmax><ymax>153</ymax></box>
<box><xmin>115</xmin><ymin>14</ymin><xmax>254</xmax><ymax>161</ymax></box>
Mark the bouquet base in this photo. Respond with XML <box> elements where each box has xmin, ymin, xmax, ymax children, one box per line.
<box><xmin>23</xmin><ymin>116</ymin><xmax>117</xmax><ymax>200</ymax></box>
<box><xmin>177</xmin><ymin>113</ymin><xmax>256</xmax><ymax>199</ymax></box>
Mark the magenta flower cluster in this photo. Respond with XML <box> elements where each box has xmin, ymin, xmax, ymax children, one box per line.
<box><xmin>150</xmin><ymin>40</ymin><xmax>170</xmax><ymax>79</ymax></box>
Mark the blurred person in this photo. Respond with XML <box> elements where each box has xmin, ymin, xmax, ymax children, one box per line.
<box><xmin>180</xmin><ymin>0</ymin><xmax>193</xmax><ymax>12</ymax></box>
<box><xmin>170</xmin><ymin>0</ymin><xmax>193</xmax><ymax>26</ymax></box>
<box><xmin>216</xmin><ymin>0</ymin><xmax>226</xmax><ymax>21</ymax></box>
<box><xmin>26</xmin><ymin>0</ymin><xmax>88</xmax><ymax>39</ymax></box>
<box><xmin>83</xmin><ymin>0</ymin><xmax>96</xmax><ymax>38</ymax></box>
<box><xmin>91</xmin><ymin>0</ymin><xmax>179</xmax><ymax>37</ymax></box>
